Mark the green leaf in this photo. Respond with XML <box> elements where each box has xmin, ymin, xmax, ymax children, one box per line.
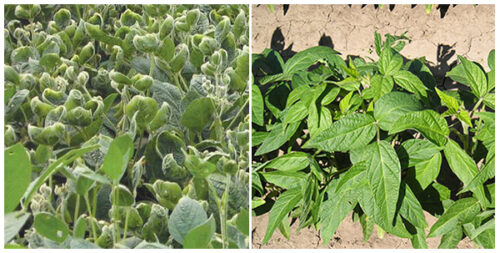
<box><xmin>304</xmin><ymin>113</ymin><xmax>376</xmax><ymax>152</ymax></box>
<box><xmin>413</xmin><ymin>153</ymin><xmax>442</xmax><ymax>190</ymax></box>
<box><xmin>357</xmin><ymin>141</ymin><xmax>401</xmax><ymax>229</ymax></box>
<box><xmin>443</xmin><ymin>140</ymin><xmax>487</xmax><ymax>205</ymax></box>
<box><xmin>283</xmin><ymin>46</ymin><xmax>340</xmax><ymax>75</ymax></box>
<box><xmin>262</xmin><ymin>187</ymin><xmax>302</xmax><ymax>244</ymax></box>
<box><xmin>362</xmin><ymin>74</ymin><xmax>393</xmax><ymax>101</ymax></box>
<box><xmin>236</xmin><ymin>209</ymin><xmax>249</xmax><ymax>236</ymax></box>
<box><xmin>34</xmin><ymin>212</ymin><xmax>70</xmax><ymax>243</ymax></box>
<box><xmin>183</xmin><ymin>216</ymin><xmax>215</xmax><ymax>249</ymax></box>
<box><xmin>100</xmin><ymin>135</ymin><xmax>134</xmax><ymax>181</ymax></box>
<box><xmin>110</xmin><ymin>185</ymin><xmax>135</xmax><ymax>206</ymax></box>
<box><xmin>265</xmin><ymin>152</ymin><xmax>310</xmax><ymax>172</ymax></box>
<box><xmin>438</xmin><ymin>225</ymin><xmax>463</xmax><ymax>249</ymax></box>
<box><xmin>398</xmin><ymin>139</ymin><xmax>442</xmax><ymax>168</ymax></box>
<box><xmin>435</xmin><ymin>87</ymin><xmax>459</xmax><ymax>113</ymax></box>
<box><xmin>459</xmin><ymin>55</ymin><xmax>488</xmax><ymax>98</ymax></box>
<box><xmin>410</xmin><ymin>227</ymin><xmax>428</xmax><ymax>249</ymax></box>
<box><xmin>374</xmin><ymin>91</ymin><xmax>423</xmax><ymax>131</ymax></box>
<box><xmin>321</xmin><ymin>86</ymin><xmax>340</xmax><ymax>105</ymax></box>
<box><xmin>255</xmin><ymin>122</ymin><xmax>300</xmax><ymax>156</ymax></box>
<box><xmin>5</xmin><ymin>143</ymin><xmax>31</xmax><ymax>213</ymax></box>
<box><xmin>307</xmin><ymin>104</ymin><xmax>332</xmax><ymax>138</ymax></box>
<box><xmin>458</xmin><ymin>156</ymin><xmax>495</xmax><ymax>195</ymax></box>
<box><xmin>392</xmin><ymin>70</ymin><xmax>428</xmax><ymax>98</ymax></box>
<box><xmin>446</xmin><ymin>63</ymin><xmax>469</xmax><ymax>85</ymax></box>
<box><xmin>278</xmin><ymin>216</ymin><xmax>291</xmax><ymax>240</ymax></box>
<box><xmin>283</xmin><ymin>100</ymin><xmax>308</xmax><ymax>124</ymax></box>
<box><xmin>73</xmin><ymin>216</ymin><xmax>87</xmax><ymax>239</ymax></box>
<box><xmin>389</xmin><ymin>110</ymin><xmax>449</xmax><ymax>146</ymax></box>
<box><xmin>378</xmin><ymin>47</ymin><xmax>403</xmax><ymax>76</ymax></box>
<box><xmin>252</xmin><ymin>85</ymin><xmax>264</xmax><ymax>126</ymax></box>
<box><xmin>359</xmin><ymin>214</ymin><xmax>374</xmax><ymax>242</ymax></box>
<box><xmin>488</xmin><ymin>49</ymin><xmax>495</xmax><ymax>71</ymax></box>
<box><xmin>260</xmin><ymin>171</ymin><xmax>307</xmax><ymax>190</ymax></box>
<box><xmin>428</xmin><ymin>197</ymin><xmax>480</xmax><ymax>237</ymax></box>
<box><xmin>4</xmin><ymin>212</ymin><xmax>30</xmax><ymax>244</ymax></box>
<box><xmin>168</xmin><ymin>197</ymin><xmax>207</xmax><ymax>244</ymax></box>
<box><xmin>181</xmin><ymin>97</ymin><xmax>215</xmax><ymax>132</ymax></box>
<box><xmin>399</xmin><ymin>184</ymin><xmax>427</xmax><ymax>229</ymax></box>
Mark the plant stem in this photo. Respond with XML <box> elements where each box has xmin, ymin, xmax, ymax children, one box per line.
<box><xmin>74</xmin><ymin>194</ymin><xmax>80</xmax><ymax>225</ymax></box>
<box><xmin>84</xmin><ymin>193</ymin><xmax>98</xmax><ymax>241</ymax></box>
<box><xmin>149</xmin><ymin>53</ymin><xmax>155</xmax><ymax>77</ymax></box>
<box><xmin>228</xmin><ymin>98</ymin><xmax>249</xmax><ymax>129</ymax></box>
<box><xmin>112</xmin><ymin>182</ymin><xmax>120</xmax><ymax>246</ymax></box>
<box><xmin>220</xmin><ymin>174</ymin><xmax>231</xmax><ymax>249</ymax></box>
<box><xmin>122</xmin><ymin>208</ymin><xmax>130</xmax><ymax>240</ymax></box>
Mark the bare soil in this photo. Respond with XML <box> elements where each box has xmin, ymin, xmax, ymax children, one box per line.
<box><xmin>251</xmin><ymin>4</ymin><xmax>494</xmax><ymax>249</ymax></box>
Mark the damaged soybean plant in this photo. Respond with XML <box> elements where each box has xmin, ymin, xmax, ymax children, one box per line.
<box><xmin>252</xmin><ymin>31</ymin><xmax>494</xmax><ymax>248</ymax></box>
<box><xmin>4</xmin><ymin>4</ymin><xmax>249</xmax><ymax>249</ymax></box>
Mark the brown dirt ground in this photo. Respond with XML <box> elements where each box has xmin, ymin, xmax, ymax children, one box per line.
<box><xmin>251</xmin><ymin>4</ymin><xmax>494</xmax><ymax>249</ymax></box>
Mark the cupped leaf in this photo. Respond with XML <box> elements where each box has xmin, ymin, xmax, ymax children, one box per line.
<box><xmin>168</xmin><ymin>197</ymin><xmax>207</xmax><ymax>244</ymax></box>
<box><xmin>389</xmin><ymin>110</ymin><xmax>449</xmax><ymax>146</ymax></box>
<box><xmin>304</xmin><ymin>113</ymin><xmax>376</xmax><ymax>152</ymax></box>
<box><xmin>183</xmin><ymin>215</ymin><xmax>215</xmax><ymax>249</ymax></box>
<box><xmin>378</xmin><ymin>47</ymin><xmax>403</xmax><ymax>76</ymax></box>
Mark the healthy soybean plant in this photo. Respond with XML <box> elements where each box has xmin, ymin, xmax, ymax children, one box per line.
<box><xmin>252</xmin><ymin>31</ymin><xmax>494</xmax><ymax>248</ymax></box>
<box><xmin>4</xmin><ymin>4</ymin><xmax>250</xmax><ymax>249</ymax></box>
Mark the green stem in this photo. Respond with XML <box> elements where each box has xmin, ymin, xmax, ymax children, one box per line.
<box><xmin>470</xmin><ymin>97</ymin><xmax>484</xmax><ymax>118</ymax></box>
<box><xmin>220</xmin><ymin>174</ymin><xmax>231</xmax><ymax>249</ymax></box>
<box><xmin>112</xmin><ymin>182</ymin><xmax>120</xmax><ymax>246</ymax></box>
<box><xmin>84</xmin><ymin>193</ymin><xmax>98</xmax><ymax>241</ymax></box>
<box><xmin>227</xmin><ymin>98</ymin><xmax>249</xmax><ymax>129</ymax></box>
<box><xmin>74</xmin><ymin>194</ymin><xmax>80</xmax><ymax>224</ymax></box>
<box><xmin>149</xmin><ymin>53</ymin><xmax>155</xmax><ymax>77</ymax></box>
<box><xmin>122</xmin><ymin>208</ymin><xmax>130</xmax><ymax>240</ymax></box>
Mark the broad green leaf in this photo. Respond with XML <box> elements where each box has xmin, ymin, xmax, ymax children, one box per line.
<box><xmin>5</xmin><ymin>143</ymin><xmax>31</xmax><ymax>213</ymax></box>
<box><xmin>359</xmin><ymin>214</ymin><xmax>374</xmax><ymax>242</ymax></box>
<box><xmin>410</xmin><ymin>227</ymin><xmax>428</xmax><ymax>249</ymax></box>
<box><xmin>304</xmin><ymin>113</ymin><xmax>376</xmax><ymax>152</ymax></box>
<box><xmin>283</xmin><ymin>46</ymin><xmax>340</xmax><ymax>75</ymax></box>
<box><xmin>255</xmin><ymin>122</ymin><xmax>300</xmax><ymax>156</ymax></box>
<box><xmin>286</xmin><ymin>85</ymin><xmax>310</xmax><ymax>107</ymax></box>
<box><xmin>307</xmin><ymin>105</ymin><xmax>332</xmax><ymax>138</ymax></box>
<box><xmin>438</xmin><ymin>225</ymin><xmax>463</xmax><ymax>249</ymax></box>
<box><xmin>252</xmin><ymin>85</ymin><xmax>264</xmax><ymax>126</ymax></box>
<box><xmin>389</xmin><ymin>110</ymin><xmax>449</xmax><ymax>146</ymax></box>
<box><xmin>4</xmin><ymin>212</ymin><xmax>30</xmax><ymax>243</ymax></box>
<box><xmin>446</xmin><ymin>63</ymin><xmax>469</xmax><ymax>85</ymax></box>
<box><xmin>397</xmin><ymin>139</ymin><xmax>442</xmax><ymax>168</ymax></box>
<box><xmin>181</xmin><ymin>97</ymin><xmax>215</xmax><ymax>132</ymax></box>
<box><xmin>168</xmin><ymin>197</ymin><xmax>207</xmax><ymax>244</ymax></box>
<box><xmin>443</xmin><ymin>139</ymin><xmax>487</xmax><ymax>206</ymax></box>
<box><xmin>392</xmin><ymin>70</ymin><xmax>428</xmax><ymax>98</ymax></box>
<box><xmin>236</xmin><ymin>209</ymin><xmax>249</xmax><ymax>236</ymax></box>
<box><xmin>252</xmin><ymin>197</ymin><xmax>265</xmax><ymax>209</ymax></box>
<box><xmin>262</xmin><ymin>187</ymin><xmax>302</xmax><ymax>245</ymax></box>
<box><xmin>378</xmin><ymin>47</ymin><xmax>403</xmax><ymax>76</ymax></box>
<box><xmin>260</xmin><ymin>171</ymin><xmax>307</xmax><ymax>190</ymax></box>
<box><xmin>358</xmin><ymin>141</ymin><xmax>401</xmax><ymax>229</ymax></box>
<box><xmin>110</xmin><ymin>185</ymin><xmax>135</xmax><ymax>206</ymax></box>
<box><xmin>100</xmin><ymin>135</ymin><xmax>134</xmax><ymax>181</ymax></box>
<box><xmin>428</xmin><ymin>197</ymin><xmax>480</xmax><ymax>237</ymax></box>
<box><xmin>334</xmin><ymin>162</ymin><xmax>366</xmax><ymax>193</ymax></box>
<box><xmin>374</xmin><ymin>91</ymin><xmax>423</xmax><ymax>131</ymax></box>
<box><xmin>469</xmin><ymin>218</ymin><xmax>494</xmax><ymax>240</ymax></box>
<box><xmin>399</xmin><ymin>184</ymin><xmax>427</xmax><ymax>229</ymax></box>
<box><xmin>23</xmin><ymin>145</ymin><xmax>100</xmax><ymax>208</ymax></box>
<box><xmin>339</xmin><ymin>91</ymin><xmax>354</xmax><ymax>114</ymax></box>
<box><xmin>283</xmin><ymin>100</ymin><xmax>308</xmax><ymax>124</ymax></box>
<box><xmin>362</xmin><ymin>74</ymin><xmax>393</xmax><ymax>101</ymax></box>
<box><xmin>458</xmin><ymin>156</ymin><xmax>494</xmax><ymax>195</ymax></box>
<box><xmin>483</xmin><ymin>92</ymin><xmax>494</xmax><ymax>109</ymax></box>
<box><xmin>278</xmin><ymin>216</ymin><xmax>291</xmax><ymax>239</ymax></box>
<box><xmin>320</xmin><ymin>185</ymin><xmax>357</xmax><ymax>243</ymax></box>
<box><xmin>73</xmin><ymin>216</ymin><xmax>87</xmax><ymax>239</ymax></box>
<box><xmin>265</xmin><ymin>152</ymin><xmax>310</xmax><ymax>172</ymax></box>
<box><xmin>488</xmin><ymin>49</ymin><xmax>495</xmax><ymax>71</ymax></box>
<box><xmin>321</xmin><ymin>86</ymin><xmax>340</xmax><ymax>105</ymax></box>
<box><xmin>183</xmin><ymin>216</ymin><xmax>215</xmax><ymax>248</ymax></box>
<box><xmin>413</xmin><ymin>153</ymin><xmax>442</xmax><ymax>190</ymax></box>
<box><xmin>459</xmin><ymin>56</ymin><xmax>487</xmax><ymax>98</ymax></box>
<box><xmin>34</xmin><ymin>212</ymin><xmax>70</xmax><ymax>243</ymax></box>
<box><xmin>435</xmin><ymin>87</ymin><xmax>459</xmax><ymax>113</ymax></box>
